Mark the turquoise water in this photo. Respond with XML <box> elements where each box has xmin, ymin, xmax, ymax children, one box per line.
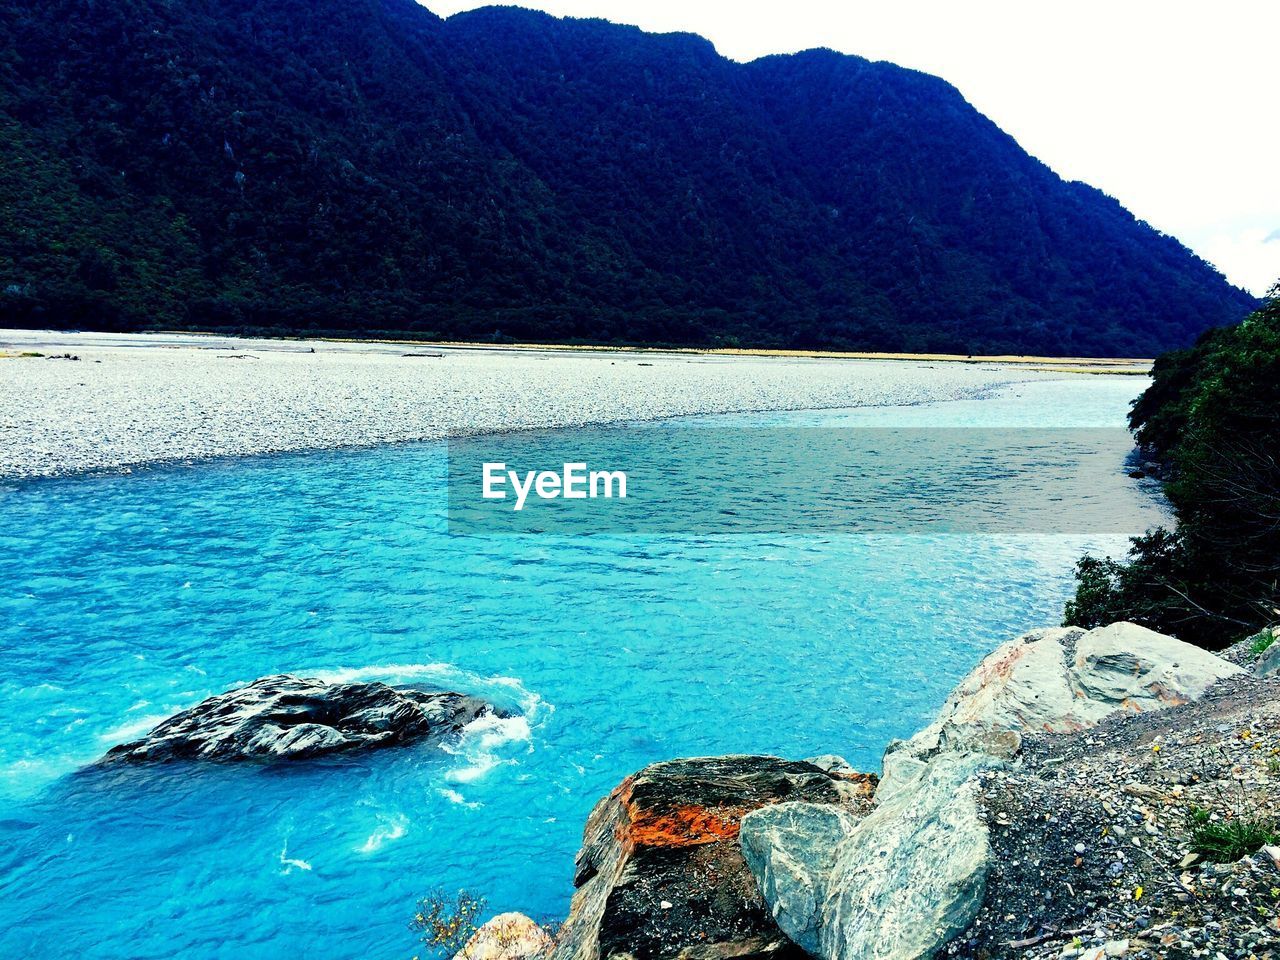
<box><xmin>0</xmin><ymin>376</ymin><xmax>1163</xmax><ymax>960</ymax></box>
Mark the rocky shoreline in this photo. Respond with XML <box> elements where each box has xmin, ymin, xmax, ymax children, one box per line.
<box><xmin>459</xmin><ymin>623</ymin><xmax>1279</xmax><ymax>960</ymax></box>
<box><xmin>84</xmin><ymin>625</ymin><xmax>1280</xmax><ymax>958</ymax></box>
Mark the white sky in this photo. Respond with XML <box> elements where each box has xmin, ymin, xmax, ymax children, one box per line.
<box><xmin>427</xmin><ymin>0</ymin><xmax>1279</xmax><ymax>296</ymax></box>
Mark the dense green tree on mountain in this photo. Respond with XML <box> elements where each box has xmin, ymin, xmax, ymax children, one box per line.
<box><xmin>0</xmin><ymin>0</ymin><xmax>1256</xmax><ymax>352</ymax></box>
<box><xmin>1066</xmin><ymin>284</ymin><xmax>1280</xmax><ymax>647</ymax></box>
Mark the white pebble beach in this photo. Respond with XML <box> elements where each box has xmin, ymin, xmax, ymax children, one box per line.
<box><xmin>0</xmin><ymin>329</ymin><xmax>1111</xmax><ymax>480</ymax></box>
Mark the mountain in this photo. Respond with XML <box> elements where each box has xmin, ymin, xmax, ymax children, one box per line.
<box><xmin>0</xmin><ymin>0</ymin><xmax>1258</xmax><ymax>354</ymax></box>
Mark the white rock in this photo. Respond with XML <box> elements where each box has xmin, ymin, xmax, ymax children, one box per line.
<box><xmin>1252</xmin><ymin>629</ymin><xmax>1280</xmax><ymax>676</ymax></box>
<box><xmin>453</xmin><ymin>913</ymin><xmax>552</xmax><ymax>960</ymax></box>
<box><xmin>878</xmin><ymin>622</ymin><xmax>1242</xmax><ymax>800</ymax></box>
<box><xmin>1074</xmin><ymin>622</ymin><xmax>1242</xmax><ymax>710</ymax></box>
<box><xmin>804</xmin><ymin>754</ymin><xmax>858</xmax><ymax>776</ymax></box>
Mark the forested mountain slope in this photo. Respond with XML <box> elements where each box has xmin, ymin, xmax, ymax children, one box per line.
<box><xmin>0</xmin><ymin>0</ymin><xmax>1256</xmax><ymax>353</ymax></box>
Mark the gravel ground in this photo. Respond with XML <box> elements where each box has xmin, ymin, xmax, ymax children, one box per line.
<box><xmin>0</xmin><ymin>330</ymin><xmax>1059</xmax><ymax>479</ymax></box>
<box><xmin>952</xmin><ymin>665</ymin><xmax>1280</xmax><ymax>960</ymax></box>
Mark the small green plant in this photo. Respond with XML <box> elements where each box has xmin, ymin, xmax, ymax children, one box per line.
<box><xmin>1250</xmin><ymin>629</ymin><xmax>1277</xmax><ymax>657</ymax></box>
<box><xmin>410</xmin><ymin>889</ymin><xmax>486</xmax><ymax>959</ymax></box>
<box><xmin>1187</xmin><ymin>803</ymin><xmax>1212</xmax><ymax>827</ymax></box>
<box><xmin>1190</xmin><ymin>816</ymin><xmax>1279</xmax><ymax>863</ymax></box>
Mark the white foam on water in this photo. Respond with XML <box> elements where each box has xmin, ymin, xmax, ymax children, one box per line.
<box><xmin>436</xmin><ymin>787</ymin><xmax>482</xmax><ymax>809</ymax></box>
<box><xmin>442</xmin><ymin>712</ymin><xmax>533</xmax><ymax>785</ymax></box>
<box><xmin>302</xmin><ymin>662</ymin><xmax>552</xmax><ymax>798</ymax></box>
<box><xmin>0</xmin><ymin>740</ymin><xmax>129</xmax><ymax>802</ymax></box>
<box><xmin>357</xmin><ymin>813</ymin><xmax>409</xmax><ymax>854</ymax></box>
<box><xmin>97</xmin><ymin>713</ymin><xmax>172</xmax><ymax>743</ymax></box>
<box><xmin>12</xmin><ymin>682</ymin><xmax>62</xmax><ymax>697</ymax></box>
<box><xmin>0</xmin><ymin>757</ymin><xmax>65</xmax><ymax>782</ymax></box>
<box><xmin>279</xmin><ymin>841</ymin><xmax>312</xmax><ymax>874</ymax></box>
<box><xmin>308</xmin><ymin>661</ymin><xmax>461</xmax><ymax>686</ymax></box>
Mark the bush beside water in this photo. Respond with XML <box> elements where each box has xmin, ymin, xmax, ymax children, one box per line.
<box><xmin>1065</xmin><ymin>283</ymin><xmax>1280</xmax><ymax>649</ymax></box>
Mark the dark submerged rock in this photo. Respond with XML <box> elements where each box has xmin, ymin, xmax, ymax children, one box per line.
<box><xmin>98</xmin><ymin>674</ymin><xmax>498</xmax><ymax>764</ymax></box>
<box><xmin>551</xmin><ymin>755</ymin><xmax>877</xmax><ymax>960</ymax></box>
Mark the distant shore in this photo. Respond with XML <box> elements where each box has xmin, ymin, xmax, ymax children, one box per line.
<box><xmin>0</xmin><ymin>329</ymin><xmax>1145</xmax><ymax>480</ymax></box>
<box><xmin>157</xmin><ymin>329</ymin><xmax>1157</xmax><ymax>374</ymax></box>
<box><xmin>403</xmin><ymin>340</ymin><xmax>1151</xmax><ymax>374</ymax></box>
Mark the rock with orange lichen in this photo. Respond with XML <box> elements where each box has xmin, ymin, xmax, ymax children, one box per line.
<box><xmin>549</xmin><ymin>755</ymin><xmax>876</xmax><ymax>960</ymax></box>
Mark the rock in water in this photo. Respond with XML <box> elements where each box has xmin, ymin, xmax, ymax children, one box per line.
<box><xmin>454</xmin><ymin>913</ymin><xmax>553</xmax><ymax>960</ymax></box>
<box><xmin>97</xmin><ymin>674</ymin><xmax>498</xmax><ymax>763</ymax></box>
<box><xmin>550</xmin><ymin>755</ymin><xmax>876</xmax><ymax>960</ymax></box>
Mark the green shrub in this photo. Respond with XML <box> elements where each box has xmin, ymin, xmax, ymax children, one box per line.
<box><xmin>1065</xmin><ymin>283</ymin><xmax>1280</xmax><ymax>649</ymax></box>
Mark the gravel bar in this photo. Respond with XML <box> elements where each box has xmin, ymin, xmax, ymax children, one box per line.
<box><xmin>1</xmin><ymin>329</ymin><xmax>1060</xmax><ymax>480</ymax></box>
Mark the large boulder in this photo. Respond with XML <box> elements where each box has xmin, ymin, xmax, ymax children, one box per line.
<box><xmin>741</xmin><ymin>752</ymin><xmax>994</xmax><ymax>960</ymax></box>
<box><xmin>98</xmin><ymin>674</ymin><xmax>498</xmax><ymax>763</ymax></box>
<box><xmin>812</xmin><ymin>751</ymin><xmax>994</xmax><ymax>960</ymax></box>
<box><xmin>878</xmin><ymin>621</ymin><xmax>1242</xmax><ymax>801</ymax></box>
<box><xmin>742</xmin><ymin>622</ymin><xmax>1241</xmax><ymax>960</ymax></box>
<box><xmin>454</xmin><ymin>913</ymin><xmax>553</xmax><ymax>960</ymax></box>
<box><xmin>738</xmin><ymin>803</ymin><xmax>862</xmax><ymax>954</ymax></box>
<box><xmin>551</xmin><ymin>755</ymin><xmax>876</xmax><ymax>960</ymax></box>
